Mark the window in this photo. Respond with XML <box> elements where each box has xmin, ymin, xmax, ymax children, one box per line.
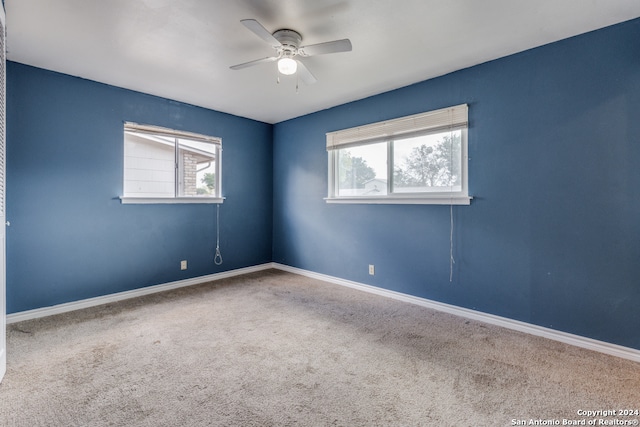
<box><xmin>326</xmin><ymin>104</ymin><xmax>470</xmax><ymax>205</ymax></box>
<box><xmin>121</xmin><ymin>123</ymin><xmax>222</xmax><ymax>204</ymax></box>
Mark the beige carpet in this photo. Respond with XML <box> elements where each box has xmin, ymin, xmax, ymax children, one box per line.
<box><xmin>0</xmin><ymin>270</ymin><xmax>638</xmax><ymax>426</ymax></box>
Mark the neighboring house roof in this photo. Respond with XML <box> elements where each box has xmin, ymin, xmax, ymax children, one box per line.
<box><xmin>126</xmin><ymin>131</ymin><xmax>216</xmax><ymax>163</ymax></box>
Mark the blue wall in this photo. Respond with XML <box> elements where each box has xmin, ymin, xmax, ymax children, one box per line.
<box><xmin>273</xmin><ymin>19</ymin><xmax>640</xmax><ymax>349</ymax></box>
<box><xmin>6</xmin><ymin>63</ymin><xmax>273</xmax><ymax>313</ymax></box>
<box><xmin>6</xmin><ymin>18</ymin><xmax>640</xmax><ymax>350</ymax></box>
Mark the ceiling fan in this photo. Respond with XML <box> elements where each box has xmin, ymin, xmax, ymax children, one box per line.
<box><xmin>230</xmin><ymin>19</ymin><xmax>352</xmax><ymax>85</ymax></box>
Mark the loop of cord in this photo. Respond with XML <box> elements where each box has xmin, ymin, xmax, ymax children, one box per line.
<box><xmin>214</xmin><ymin>247</ymin><xmax>223</xmax><ymax>265</ymax></box>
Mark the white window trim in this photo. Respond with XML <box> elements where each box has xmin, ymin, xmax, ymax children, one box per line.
<box><xmin>120</xmin><ymin>197</ymin><xmax>225</xmax><ymax>205</ymax></box>
<box><xmin>325</xmin><ymin>104</ymin><xmax>471</xmax><ymax>205</ymax></box>
<box><xmin>120</xmin><ymin>122</ymin><xmax>223</xmax><ymax>205</ymax></box>
<box><xmin>324</xmin><ymin>196</ymin><xmax>471</xmax><ymax>205</ymax></box>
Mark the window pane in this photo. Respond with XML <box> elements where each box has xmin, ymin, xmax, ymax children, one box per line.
<box><xmin>392</xmin><ymin>129</ymin><xmax>461</xmax><ymax>193</ymax></box>
<box><xmin>124</xmin><ymin>130</ymin><xmax>219</xmax><ymax>199</ymax></box>
<box><xmin>124</xmin><ymin>131</ymin><xmax>175</xmax><ymax>197</ymax></box>
<box><xmin>177</xmin><ymin>138</ymin><xmax>217</xmax><ymax>197</ymax></box>
<box><xmin>337</xmin><ymin>141</ymin><xmax>387</xmax><ymax>196</ymax></box>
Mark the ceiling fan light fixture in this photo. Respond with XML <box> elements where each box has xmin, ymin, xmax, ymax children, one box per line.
<box><xmin>278</xmin><ymin>57</ymin><xmax>297</xmax><ymax>75</ymax></box>
<box><xmin>231</xmin><ymin>19</ymin><xmax>352</xmax><ymax>85</ymax></box>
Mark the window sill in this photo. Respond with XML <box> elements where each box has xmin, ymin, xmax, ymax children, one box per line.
<box><xmin>120</xmin><ymin>197</ymin><xmax>224</xmax><ymax>205</ymax></box>
<box><xmin>324</xmin><ymin>196</ymin><xmax>472</xmax><ymax>205</ymax></box>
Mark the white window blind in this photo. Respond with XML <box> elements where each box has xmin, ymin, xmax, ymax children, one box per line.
<box><xmin>124</xmin><ymin>123</ymin><xmax>221</xmax><ymax>146</ymax></box>
<box><xmin>326</xmin><ymin>104</ymin><xmax>468</xmax><ymax>150</ymax></box>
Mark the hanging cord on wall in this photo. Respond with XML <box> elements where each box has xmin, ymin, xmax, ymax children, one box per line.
<box><xmin>214</xmin><ymin>204</ymin><xmax>223</xmax><ymax>265</ymax></box>
<box><xmin>449</xmin><ymin>203</ymin><xmax>455</xmax><ymax>282</ymax></box>
<box><xmin>448</xmin><ymin>108</ymin><xmax>455</xmax><ymax>283</ymax></box>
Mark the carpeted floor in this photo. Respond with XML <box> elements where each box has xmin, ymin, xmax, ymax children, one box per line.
<box><xmin>0</xmin><ymin>270</ymin><xmax>639</xmax><ymax>426</ymax></box>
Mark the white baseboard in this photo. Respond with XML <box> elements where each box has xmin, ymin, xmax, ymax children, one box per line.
<box><xmin>271</xmin><ymin>263</ymin><xmax>640</xmax><ymax>364</ymax></box>
<box><xmin>6</xmin><ymin>263</ymin><xmax>273</xmax><ymax>324</ymax></box>
<box><xmin>7</xmin><ymin>261</ymin><xmax>639</xmax><ymax>364</ymax></box>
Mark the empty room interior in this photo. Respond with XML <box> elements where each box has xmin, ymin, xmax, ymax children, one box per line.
<box><xmin>1</xmin><ymin>1</ymin><xmax>640</xmax><ymax>426</ymax></box>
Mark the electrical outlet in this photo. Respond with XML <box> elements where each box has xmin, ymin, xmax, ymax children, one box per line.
<box><xmin>180</xmin><ymin>260</ymin><xmax>187</xmax><ymax>270</ymax></box>
<box><xmin>369</xmin><ymin>264</ymin><xmax>375</xmax><ymax>275</ymax></box>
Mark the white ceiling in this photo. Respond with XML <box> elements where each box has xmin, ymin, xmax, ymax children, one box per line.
<box><xmin>6</xmin><ymin>0</ymin><xmax>640</xmax><ymax>124</ymax></box>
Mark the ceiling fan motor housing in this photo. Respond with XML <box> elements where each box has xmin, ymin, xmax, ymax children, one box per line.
<box><xmin>273</xmin><ymin>29</ymin><xmax>302</xmax><ymax>46</ymax></box>
<box><xmin>273</xmin><ymin>29</ymin><xmax>302</xmax><ymax>57</ymax></box>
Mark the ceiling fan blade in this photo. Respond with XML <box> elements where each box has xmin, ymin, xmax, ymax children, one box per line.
<box><xmin>240</xmin><ymin>19</ymin><xmax>282</xmax><ymax>47</ymax></box>
<box><xmin>298</xmin><ymin>39</ymin><xmax>352</xmax><ymax>57</ymax></box>
<box><xmin>296</xmin><ymin>60</ymin><xmax>317</xmax><ymax>85</ymax></box>
<box><xmin>230</xmin><ymin>56</ymin><xmax>278</xmax><ymax>70</ymax></box>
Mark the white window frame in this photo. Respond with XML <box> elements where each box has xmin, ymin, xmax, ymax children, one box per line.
<box><xmin>120</xmin><ymin>122</ymin><xmax>223</xmax><ymax>204</ymax></box>
<box><xmin>326</xmin><ymin>104</ymin><xmax>471</xmax><ymax>205</ymax></box>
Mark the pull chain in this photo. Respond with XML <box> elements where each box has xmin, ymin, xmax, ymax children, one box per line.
<box><xmin>214</xmin><ymin>204</ymin><xmax>223</xmax><ymax>265</ymax></box>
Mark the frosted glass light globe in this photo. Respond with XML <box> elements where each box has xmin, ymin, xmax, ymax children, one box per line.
<box><xmin>278</xmin><ymin>57</ymin><xmax>297</xmax><ymax>75</ymax></box>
